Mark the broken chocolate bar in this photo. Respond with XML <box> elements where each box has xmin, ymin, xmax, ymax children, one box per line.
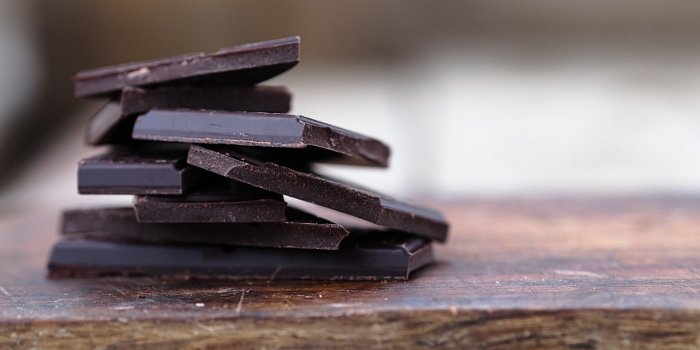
<box><xmin>48</xmin><ymin>231</ymin><xmax>433</xmax><ymax>280</ymax></box>
<box><xmin>134</xmin><ymin>191</ymin><xmax>286</xmax><ymax>223</ymax></box>
<box><xmin>132</xmin><ymin>110</ymin><xmax>390</xmax><ymax>167</ymax></box>
<box><xmin>61</xmin><ymin>207</ymin><xmax>349</xmax><ymax>250</ymax></box>
<box><xmin>86</xmin><ymin>85</ymin><xmax>292</xmax><ymax>145</ymax></box>
<box><xmin>74</xmin><ymin>36</ymin><xmax>299</xmax><ymax>98</ymax></box>
<box><xmin>78</xmin><ymin>145</ymin><xmax>194</xmax><ymax>195</ymax></box>
<box><xmin>188</xmin><ymin>145</ymin><xmax>449</xmax><ymax>241</ymax></box>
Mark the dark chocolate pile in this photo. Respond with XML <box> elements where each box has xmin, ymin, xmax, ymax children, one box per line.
<box><xmin>48</xmin><ymin>36</ymin><xmax>449</xmax><ymax>280</ymax></box>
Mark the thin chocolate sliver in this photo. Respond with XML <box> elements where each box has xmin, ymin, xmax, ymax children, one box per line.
<box><xmin>74</xmin><ymin>36</ymin><xmax>299</xmax><ymax>98</ymax></box>
<box><xmin>187</xmin><ymin>145</ymin><xmax>449</xmax><ymax>242</ymax></box>
<box><xmin>85</xmin><ymin>102</ymin><xmax>127</xmax><ymax>146</ymax></box>
<box><xmin>134</xmin><ymin>192</ymin><xmax>287</xmax><ymax>223</ymax></box>
<box><xmin>86</xmin><ymin>85</ymin><xmax>292</xmax><ymax>145</ymax></box>
<box><xmin>133</xmin><ymin>110</ymin><xmax>390</xmax><ymax>167</ymax></box>
<box><xmin>48</xmin><ymin>233</ymin><xmax>433</xmax><ymax>280</ymax></box>
<box><xmin>61</xmin><ymin>207</ymin><xmax>349</xmax><ymax>250</ymax></box>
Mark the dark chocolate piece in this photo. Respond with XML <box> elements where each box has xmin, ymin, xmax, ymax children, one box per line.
<box><xmin>121</xmin><ymin>85</ymin><xmax>291</xmax><ymax>116</ymax></box>
<box><xmin>61</xmin><ymin>207</ymin><xmax>349</xmax><ymax>250</ymax></box>
<box><xmin>78</xmin><ymin>145</ymin><xmax>193</xmax><ymax>195</ymax></box>
<box><xmin>85</xmin><ymin>102</ymin><xmax>127</xmax><ymax>146</ymax></box>
<box><xmin>133</xmin><ymin>110</ymin><xmax>390</xmax><ymax>167</ymax></box>
<box><xmin>78</xmin><ymin>145</ymin><xmax>256</xmax><ymax>195</ymax></box>
<box><xmin>48</xmin><ymin>232</ymin><xmax>433</xmax><ymax>280</ymax></box>
<box><xmin>74</xmin><ymin>36</ymin><xmax>299</xmax><ymax>98</ymax></box>
<box><xmin>134</xmin><ymin>191</ymin><xmax>287</xmax><ymax>223</ymax></box>
<box><xmin>86</xmin><ymin>85</ymin><xmax>292</xmax><ymax>145</ymax></box>
<box><xmin>188</xmin><ymin>145</ymin><xmax>449</xmax><ymax>242</ymax></box>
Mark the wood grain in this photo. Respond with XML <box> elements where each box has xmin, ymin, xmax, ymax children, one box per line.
<box><xmin>2</xmin><ymin>198</ymin><xmax>700</xmax><ymax>349</ymax></box>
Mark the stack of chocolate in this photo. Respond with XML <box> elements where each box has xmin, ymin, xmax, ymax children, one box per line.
<box><xmin>48</xmin><ymin>37</ymin><xmax>449</xmax><ymax>280</ymax></box>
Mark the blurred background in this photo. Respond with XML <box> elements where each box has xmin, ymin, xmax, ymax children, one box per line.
<box><xmin>2</xmin><ymin>0</ymin><xmax>700</xmax><ymax>210</ymax></box>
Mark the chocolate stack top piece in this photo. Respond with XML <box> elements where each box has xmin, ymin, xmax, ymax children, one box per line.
<box><xmin>49</xmin><ymin>36</ymin><xmax>448</xmax><ymax>281</ymax></box>
<box><xmin>74</xmin><ymin>36</ymin><xmax>300</xmax><ymax>98</ymax></box>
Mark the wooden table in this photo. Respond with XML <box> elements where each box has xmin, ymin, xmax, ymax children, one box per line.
<box><xmin>2</xmin><ymin>198</ymin><xmax>700</xmax><ymax>349</ymax></box>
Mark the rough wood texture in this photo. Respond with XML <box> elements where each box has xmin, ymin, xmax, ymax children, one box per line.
<box><xmin>2</xmin><ymin>198</ymin><xmax>700</xmax><ymax>349</ymax></box>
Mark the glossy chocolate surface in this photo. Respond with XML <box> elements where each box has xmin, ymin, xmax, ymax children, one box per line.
<box><xmin>133</xmin><ymin>110</ymin><xmax>390</xmax><ymax>167</ymax></box>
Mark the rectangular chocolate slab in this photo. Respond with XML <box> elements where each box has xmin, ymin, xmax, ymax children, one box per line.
<box><xmin>133</xmin><ymin>110</ymin><xmax>390</xmax><ymax>167</ymax></box>
<box><xmin>61</xmin><ymin>207</ymin><xmax>349</xmax><ymax>250</ymax></box>
<box><xmin>188</xmin><ymin>145</ymin><xmax>449</xmax><ymax>241</ymax></box>
<box><xmin>134</xmin><ymin>191</ymin><xmax>287</xmax><ymax>223</ymax></box>
<box><xmin>48</xmin><ymin>233</ymin><xmax>433</xmax><ymax>280</ymax></box>
<box><xmin>78</xmin><ymin>145</ymin><xmax>193</xmax><ymax>195</ymax></box>
<box><xmin>86</xmin><ymin>85</ymin><xmax>292</xmax><ymax>145</ymax></box>
<box><xmin>74</xmin><ymin>36</ymin><xmax>299</xmax><ymax>98</ymax></box>
<box><xmin>120</xmin><ymin>85</ymin><xmax>291</xmax><ymax>116</ymax></box>
<box><xmin>78</xmin><ymin>145</ymin><xmax>259</xmax><ymax>195</ymax></box>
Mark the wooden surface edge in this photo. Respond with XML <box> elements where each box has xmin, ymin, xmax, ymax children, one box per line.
<box><xmin>2</xmin><ymin>308</ymin><xmax>699</xmax><ymax>349</ymax></box>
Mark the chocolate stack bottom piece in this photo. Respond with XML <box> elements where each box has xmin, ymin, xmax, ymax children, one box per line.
<box><xmin>50</xmin><ymin>227</ymin><xmax>434</xmax><ymax>281</ymax></box>
<box><xmin>48</xmin><ymin>36</ymin><xmax>448</xmax><ymax>281</ymax></box>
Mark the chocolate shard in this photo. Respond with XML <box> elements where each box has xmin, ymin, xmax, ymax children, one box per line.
<box><xmin>86</xmin><ymin>85</ymin><xmax>292</xmax><ymax>145</ymax></box>
<box><xmin>132</xmin><ymin>110</ymin><xmax>390</xmax><ymax>167</ymax></box>
<box><xmin>187</xmin><ymin>145</ymin><xmax>449</xmax><ymax>242</ymax></box>
<box><xmin>48</xmin><ymin>231</ymin><xmax>433</xmax><ymax>280</ymax></box>
<box><xmin>74</xmin><ymin>36</ymin><xmax>300</xmax><ymax>98</ymax></box>
<box><xmin>134</xmin><ymin>191</ymin><xmax>287</xmax><ymax>223</ymax></box>
<box><xmin>78</xmin><ymin>144</ymin><xmax>193</xmax><ymax>195</ymax></box>
<box><xmin>61</xmin><ymin>207</ymin><xmax>350</xmax><ymax>250</ymax></box>
<box><xmin>85</xmin><ymin>102</ymin><xmax>127</xmax><ymax>146</ymax></box>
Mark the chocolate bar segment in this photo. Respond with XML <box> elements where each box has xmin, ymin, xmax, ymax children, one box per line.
<box><xmin>86</xmin><ymin>85</ymin><xmax>292</xmax><ymax>145</ymax></box>
<box><xmin>74</xmin><ymin>36</ymin><xmax>299</xmax><ymax>98</ymax></box>
<box><xmin>78</xmin><ymin>145</ymin><xmax>194</xmax><ymax>195</ymax></box>
<box><xmin>134</xmin><ymin>191</ymin><xmax>287</xmax><ymax>223</ymax></box>
<box><xmin>121</xmin><ymin>85</ymin><xmax>291</xmax><ymax>116</ymax></box>
<box><xmin>61</xmin><ymin>207</ymin><xmax>349</xmax><ymax>250</ymax></box>
<box><xmin>133</xmin><ymin>110</ymin><xmax>390</xmax><ymax>167</ymax></box>
<box><xmin>48</xmin><ymin>232</ymin><xmax>433</xmax><ymax>280</ymax></box>
<box><xmin>187</xmin><ymin>145</ymin><xmax>449</xmax><ymax>241</ymax></box>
